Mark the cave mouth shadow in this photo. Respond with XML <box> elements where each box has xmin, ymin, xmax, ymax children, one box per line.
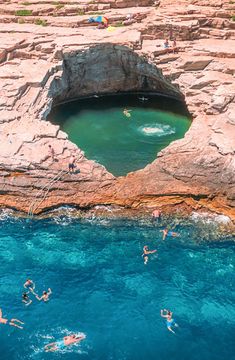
<box><xmin>49</xmin><ymin>92</ymin><xmax>191</xmax><ymax>177</ymax></box>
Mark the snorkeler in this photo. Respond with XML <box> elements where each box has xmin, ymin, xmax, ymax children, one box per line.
<box><xmin>22</xmin><ymin>292</ymin><xmax>32</xmax><ymax>306</ymax></box>
<box><xmin>36</xmin><ymin>288</ymin><xmax>52</xmax><ymax>302</ymax></box>
<box><xmin>45</xmin><ymin>333</ymin><xmax>85</xmax><ymax>352</ymax></box>
<box><xmin>160</xmin><ymin>228</ymin><xmax>179</xmax><ymax>240</ymax></box>
<box><xmin>123</xmin><ymin>108</ymin><xmax>131</xmax><ymax>118</ymax></box>
<box><xmin>23</xmin><ymin>279</ymin><xmax>35</xmax><ymax>293</ymax></box>
<box><xmin>0</xmin><ymin>308</ymin><xmax>24</xmax><ymax>330</ymax></box>
<box><xmin>142</xmin><ymin>245</ymin><xmax>157</xmax><ymax>265</ymax></box>
<box><xmin>160</xmin><ymin>309</ymin><xmax>178</xmax><ymax>334</ymax></box>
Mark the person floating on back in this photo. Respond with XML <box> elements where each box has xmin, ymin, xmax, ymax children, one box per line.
<box><xmin>0</xmin><ymin>308</ymin><xmax>24</xmax><ymax>330</ymax></box>
<box><xmin>36</xmin><ymin>288</ymin><xmax>52</xmax><ymax>302</ymax></box>
<box><xmin>163</xmin><ymin>38</ymin><xmax>169</xmax><ymax>49</ymax></box>
<box><xmin>142</xmin><ymin>245</ymin><xmax>157</xmax><ymax>265</ymax></box>
<box><xmin>160</xmin><ymin>228</ymin><xmax>179</xmax><ymax>240</ymax></box>
<box><xmin>160</xmin><ymin>309</ymin><xmax>178</xmax><ymax>334</ymax></box>
<box><xmin>45</xmin><ymin>333</ymin><xmax>85</xmax><ymax>352</ymax></box>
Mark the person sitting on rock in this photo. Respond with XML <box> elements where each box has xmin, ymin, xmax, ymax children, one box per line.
<box><xmin>172</xmin><ymin>39</ymin><xmax>178</xmax><ymax>53</ymax></box>
<box><xmin>97</xmin><ymin>22</ymin><xmax>106</xmax><ymax>29</ymax></box>
<box><xmin>123</xmin><ymin>13</ymin><xmax>136</xmax><ymax>26</ymax></box>
<box><xmin>163</xmin><ymin>38</ymin><xmax>170</xmax><ymax>49</ymax></box>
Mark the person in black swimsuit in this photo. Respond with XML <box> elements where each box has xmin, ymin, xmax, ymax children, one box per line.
<box><xmin>22</xmin><ymin>293</ymin><xmax>32</xmax><ymax>306</ymax></box>
<box><xmin>68</xmin><ymin>155</ymin><xmax>76</xmax><ymax>173</ymax></box>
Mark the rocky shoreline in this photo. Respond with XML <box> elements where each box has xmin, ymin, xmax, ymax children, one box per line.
<box><xmin>0</xmin><ymin>0</ymin><xmax>234</xmax><ymax>221</ymax></box>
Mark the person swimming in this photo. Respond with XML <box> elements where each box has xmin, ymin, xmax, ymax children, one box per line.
<box><xmin>123</xmin><ymin>108</ymin><xmax>131</xmax><ymax>117</ymax></box>
<box><xmin>160</xmin><ymin>309</ymin><xmax>178</xmax><ymax>334</ymax></box>
<box><xmin>45</xmin><ymin>333</ymin><xmax>85</xmax><ymax>352</ymax></box>
<box><xmin>0</xmin><ymin>308</ymin><xmax>24</xmax><ymax>330</ymax></box>
<box><xmin>138</xmin><ymin>96</ymin><xmax>149</xmax><ymax>101</ymax></box>
<box><xmin>23</xmin><ymin>279</ymin><xmax>35</xmax><ymax>294</ymax></box>
<box><xmin>36</xmin><ymin>288</ymin><xmax>52</xmax><ymax>302</ymax></box>
<box><xmin>142</xmin><ymin>245</ymin><xmax>157</xmax><ymax>265</ymax></box>
<box><xmin>22</xmin><ymin>292</ymin><xmax>32</xmax><ymax>306</ymax></box>
<box><xmin>160</xmin><ymin>228</ymin><xmax>179</xmax><ymax>240</ymax></box>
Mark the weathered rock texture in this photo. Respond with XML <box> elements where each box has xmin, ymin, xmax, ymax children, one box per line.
<box><xmin>0</xmin><ymin>0</ymin><xmax>234</xmax><ymax>220</ymax></box>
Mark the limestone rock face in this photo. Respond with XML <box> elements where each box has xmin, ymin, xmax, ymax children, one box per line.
<box><xmin>51</xmin><ymin>44</ymin><xmax>181</xmax><ymax>106</ymax></box>
<box><xmin>0</xmin><ymin>0</ymin><xmax>234</xmax><ymax>221</ymax></box>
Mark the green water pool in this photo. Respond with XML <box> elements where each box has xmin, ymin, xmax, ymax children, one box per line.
<box><xmin>49</xmin><ymin>94</ymin><xmax>191</xmax><ymax>176</ymax></box>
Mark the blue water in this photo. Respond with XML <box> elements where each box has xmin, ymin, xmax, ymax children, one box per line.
<box><xmin>0</xmin><ymin>213</ymin><xmax>235</xmax><ymax>360</ymax></box>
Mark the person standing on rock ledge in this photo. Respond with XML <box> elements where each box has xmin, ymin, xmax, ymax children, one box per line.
<box><xmin>152</xmin><ymin>209</ymin><xmax>161</xmax><ymax>222</ymax></box>
<box><xmin>48</xmin><ymin>145</ymin><xmax>55</xmax><ymax>161</ymax></box>
<box><xmin>68</xmin><ymin>154</ymin><xmax>76</xmax><ymax>174</ymax></box>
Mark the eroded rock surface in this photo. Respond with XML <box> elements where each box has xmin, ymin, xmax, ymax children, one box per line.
<box><xmin>0</xmin><ymin>0</ymin><xmax>234</xmax><ymax>220</ymax></box>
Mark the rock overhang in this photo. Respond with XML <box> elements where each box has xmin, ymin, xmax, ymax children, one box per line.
<box><xmin>46</xmin><ymin>43</ymin><xmax>183</xmax><ymax>109</ymax></box>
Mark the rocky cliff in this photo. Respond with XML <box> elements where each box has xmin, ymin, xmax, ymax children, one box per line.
<box><xmin>0</xmin><ymin>0</ymin><xmax>234</xmax><ymax>221</ymax></box>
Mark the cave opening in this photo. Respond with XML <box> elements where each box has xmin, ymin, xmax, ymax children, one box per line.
<box><xmin>49</xmin><ymin>92</ymin><xmax>191</xmax><ymax>177</ymax></box>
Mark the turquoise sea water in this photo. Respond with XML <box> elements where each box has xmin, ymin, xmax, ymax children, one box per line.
<box><xmin>49</xmin><ymin>94</ymin><xmax>190</xmax><ymax>176</ymax></box>
<box><xmin>0</xmin><ymin>213</ymin><xmax>234</xmax><ymax>360</ymax></box>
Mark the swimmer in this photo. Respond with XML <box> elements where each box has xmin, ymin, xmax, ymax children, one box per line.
<box><xmin>24</xmin><ymin>279</ymin><xmax>35</xmax><ymax>293</ymax></box>
<box><xmin>142</xmin><ymin>245</ymin><xmax>157</xmax><ymax>265</ymax></box>
<box><xmin>160</xmin><ymin>228</ymin><xmax>179</xmax><ymax>240</ymax></box>
<box><xmin>160</xmin><ymin>309</ymin><xmax>178</xmax><ymax>334</ymax></box>
<box><xmin>36</xmin><ymin>288</ymin><xmax>52</xmax><ymax>302</ymax></box>
<box><xmin>138</xmin><ymin>96</ymin><xmax>149</xmax><ymax>101</ymax></box>
<box><xmin>0</xmin><ymin>308</ymin><xmax>24</xmax><ymax>330</ymax></box>
<box><xmin>123</xmin><ymin>108</ymin><xmax>131</xmax><ymax>118</ymax></box>
<box><xmin>152</xmin><ymin>209</ymin><xmax>161</xmax><ymax>221</ymax></box>
<box><xmin>45</xmin><ymin>333</ymin><xmax>85</xmax><ymax>352</ymax></box>
<box><xmin>22</xmin><ymin>292</ymin><xmax>32</xmax><ymax>306</ymax></box>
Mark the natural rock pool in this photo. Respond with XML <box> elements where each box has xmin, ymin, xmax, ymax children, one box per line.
<box><xmin>50</xmin><ymin>94</ymin><xmax>190</xmax><ymax>176</ymax></box>
<box><xmin>1</xmin><ymin>213</ymin><xmax>234</xmax><ymax>360</ymax></box>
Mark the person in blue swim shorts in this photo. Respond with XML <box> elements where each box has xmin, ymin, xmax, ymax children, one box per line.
<box><xmin>160</xmin><ymin>309</ymin><xmax>178</xmax><ymax>334</ymax></box>
<box><xmin>160</xmin><ymin>228</ymin><xmax>179</xmax><ymax>240</ymax></box>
